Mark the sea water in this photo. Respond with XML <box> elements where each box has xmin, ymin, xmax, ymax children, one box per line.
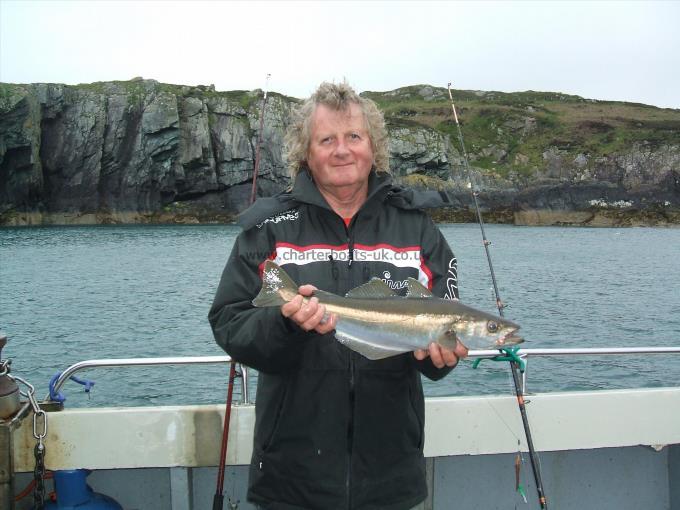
<box><xmin>1</xmin><ymin>224</ymin><xmax>679</xmax><ymax>408</ymax></box>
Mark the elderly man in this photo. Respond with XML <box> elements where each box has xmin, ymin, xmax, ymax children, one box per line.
<box><xmin>209</xmin><ymin>81</ymin><xmax>467</xmax><ymax>510</ymax></box>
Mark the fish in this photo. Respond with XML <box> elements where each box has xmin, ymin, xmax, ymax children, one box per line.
<box><xmin>252</xmin><ymin>260</ymin><xmax>523</xmax><ymax>360</ymax></box>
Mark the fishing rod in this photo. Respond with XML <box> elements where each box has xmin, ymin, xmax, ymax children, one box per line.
<box><xmin>446</xmin><ymin>83</ymin><xmax>548</xmax><ymax>509</ymax></box>
<box><xmin>214</xmin><ymin>72</ymin><xmax>272</xmax><ymax>510</ymax></box>
<box><xmin>213</xmin><ymin>361</ymin><xmax>238</xmax><ymax>510</ymax></box>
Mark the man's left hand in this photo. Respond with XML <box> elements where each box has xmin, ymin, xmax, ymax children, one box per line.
<box><xmin>413</xmin><ymin>342</ymin><xmax>468</xmax><ymax>369</ymax></box>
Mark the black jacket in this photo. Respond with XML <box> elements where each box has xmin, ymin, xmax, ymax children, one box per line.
<box><xmin>209</xmin><ymin>171</ymin><xmax>459</xmax><ymax>510</ymax></box>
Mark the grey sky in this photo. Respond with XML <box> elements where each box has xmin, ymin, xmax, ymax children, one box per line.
<box><xmin>1</xmin><ymin>0</ymin><xmax>678</xmax><ymax>108</ymax></box>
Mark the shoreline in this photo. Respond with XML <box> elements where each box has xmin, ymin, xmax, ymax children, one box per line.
<box><xmin>2</xmin><ymin>207</ymin><xmax>679</xmax><ymax>228</ymax></box>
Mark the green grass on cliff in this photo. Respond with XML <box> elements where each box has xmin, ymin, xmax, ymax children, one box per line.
<box><xmin>5</xmin><ymin>79</ymin><xmax>276</xmax><ymax>115</ymax></box>
<box><xmin>363</xmin><ymin>85</ymin><xmax>680</xmax><ymax>177</ymax></box>
<box><xmin>0</xmin><ymin>83</ymin><xmax>30</xmax><ymax>113</ymax></box>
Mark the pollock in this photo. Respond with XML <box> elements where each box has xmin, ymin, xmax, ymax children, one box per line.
<box><xmin>253</xmin><ymin>260</ymin><xmax>523</xmax><ymax>360</ymax></box>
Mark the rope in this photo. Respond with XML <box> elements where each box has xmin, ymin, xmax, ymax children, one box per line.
<box><xmin>49</xmin><ymin>372</ymin><xmax>95</xmax><ymax>402</ymax></box>
<box><xmin>472</xmin><ymin>346</ymin><xmax>526</xmax><ymax>372</ymax></box>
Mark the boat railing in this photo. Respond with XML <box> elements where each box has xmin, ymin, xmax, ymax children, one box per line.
<box><xmin>43</xmin><ymin>346</ymin><xmax>680</xmax><ymax>407</ymax></box>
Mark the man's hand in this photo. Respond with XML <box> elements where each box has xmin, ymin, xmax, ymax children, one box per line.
<box><xmin>414</xmin><ymin>341</ymin><xmax>468</xmax><ymax>369</ymax></box>
<box><xmin>281</xmin><ymin>285</ymin><xmax>336</xmax><ymax>334</ymax></box>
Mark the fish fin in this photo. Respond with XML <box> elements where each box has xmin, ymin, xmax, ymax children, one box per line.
<box><xmin>405</xmin><ymin>278</ymin><xmax>434</xmax><ymax>298</ymax></box>
<box><xmin>345</xmin><ymin>278</ymin><xmax>398</xmax><ymax>298</ymax></box>
<box><xmin>334</xmin><ymin>329</ymin><xmax>408</xmax><ymax>360</ymax></box>
<box><xmin>252</xmin><ymin>260</ymin><xmax>298</xmax><ymax>308</ymax></box>
<box><xmin>438</xmin><ymin>329</ymin><xmax>459</xmax><ymax>350</ymax></box>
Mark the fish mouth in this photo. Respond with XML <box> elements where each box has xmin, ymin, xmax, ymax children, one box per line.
<box><xmin>497</xmin><ymin>333</ymin><xmax>524</xmax><ymax>346</ymax></box>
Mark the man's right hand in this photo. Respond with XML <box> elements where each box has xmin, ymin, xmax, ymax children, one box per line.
<box><xmin>281</xmin><ymin>285</ymin><xmax>336</xmax><ymax>334</ymax></box>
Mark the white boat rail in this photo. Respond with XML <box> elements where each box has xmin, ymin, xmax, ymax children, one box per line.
<box><xmin>46</xmin><ymin>355</ymin><xmax>237</xmax><ymax>402</ymax></box>
<box><xmin>45</xmin><ymin>346</ymin><xmax>680</xmax><ymax>404</ymax></box>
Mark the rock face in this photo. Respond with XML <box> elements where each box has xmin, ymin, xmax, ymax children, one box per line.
<box><xmin>388</xmin><ymin>124</ymin><xmax>453</xmax><ymax>179</ymax></box>
<box><xmin>1</xmin><ymin>80</ymin><xmax>679</xmax><ymax>226</ymax></box>
<box><xmin>0</xmin><ymin>80</ymin><xmax>296</xmax><ymax>224</ymax></box>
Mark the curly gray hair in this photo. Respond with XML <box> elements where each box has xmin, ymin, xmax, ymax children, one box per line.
<box><xmin>284</xmin><ymin>81</ymin><xmax>390</xmax><ymax>177</ymax></box>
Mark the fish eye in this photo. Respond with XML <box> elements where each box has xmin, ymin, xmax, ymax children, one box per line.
<box><xmin>487</xmin><ymin>321</ymin><xmax>499</xmax><ymax>333</ymax></box>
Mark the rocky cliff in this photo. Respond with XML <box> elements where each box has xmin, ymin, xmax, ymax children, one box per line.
<box><xmin>1</xmin><ymin>79</ymin><xmax>678</xmax><ymax>226</ymax></box>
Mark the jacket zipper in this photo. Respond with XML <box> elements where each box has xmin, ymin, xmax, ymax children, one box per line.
<box><xmin>347</xmin><ymin>232</ymin><xmax>354</xmax><ymax>267</ymax></box>
<box><xmin>344</xmin><ymin>212</ymin><xmax>356</xmax><ymax>267</ymax></box>
<box><xmin>346</xmin><ymin>353</ymin><xmax>355</xmax><ymax>510</ymax></box>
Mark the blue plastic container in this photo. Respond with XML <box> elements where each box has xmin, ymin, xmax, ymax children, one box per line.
<box><xmin>43</xmin><ymin>469</ymin><xmax>123</xmax><ymax>510</ymax></box>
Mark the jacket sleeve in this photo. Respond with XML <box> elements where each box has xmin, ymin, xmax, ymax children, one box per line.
<box><xmin>413</xmin><ymin>214</ymin><xmax>460</xmax><ymax>381</ymax></box>
<box><xmin>208</xmin><ymin>227</ymin><xmax>309</xmax><ymax>374</ymax></box>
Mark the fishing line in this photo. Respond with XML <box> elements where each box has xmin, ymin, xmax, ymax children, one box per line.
<box><xmin>483</xmin><ymin>399</ymin><xmax>521</xmax><ymax>444</ymax></box>
<box><xmin>483</xmin><ymin>392</ymin><xmax>530</xmax><ymax>506</ymax></box>
<box><xmin>446</xmin><ymin>83</ymin><xmax>549</xmax><ymax>509</ymax></box>
<box><xmin>481</xmin><ymin>398</ymin><xmax>529</xmax><ymax>507</ymax></box>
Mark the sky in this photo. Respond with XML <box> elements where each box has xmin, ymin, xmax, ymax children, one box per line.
<box><xmin>1</xmin><ymin>0</ymin><xmax>678</xmax><ymax>109</ymax></box>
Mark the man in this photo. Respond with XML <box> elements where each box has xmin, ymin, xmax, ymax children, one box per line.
<box><xmin>209</xmin><ymin>81</ymin><xmax>467</xmax><ymax>510</ymax></box>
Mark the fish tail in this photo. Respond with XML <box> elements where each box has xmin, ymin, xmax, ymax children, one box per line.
<box><xmin>252</xmin><ymin>260</ymin><xmax>298</xmax><ymax>308</ymax></box>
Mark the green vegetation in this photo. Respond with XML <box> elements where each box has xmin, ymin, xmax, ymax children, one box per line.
<box><xmin>364</xmin><ymin>84</ymin><xmax>679</xmax><ymax>179</ymax></box>
<box><xmin>68</xmin><ymin>79</ymin><xmax>260</xmax><ymax>113</ymax></box>
<box><xmin>222</xmin><ymin>90</ymin><xmax>257</xmax><ymax>111</ymax></box>
<box><xmin>0</xmin><ymin>83</ymin><xmax>27</xmax><ymax>113</ymax></box>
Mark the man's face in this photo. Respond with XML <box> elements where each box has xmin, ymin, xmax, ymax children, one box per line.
<box><xmin>306</xmin><ymin>103</ymin><xmax>374</xmax><ymax>191</ymax></box>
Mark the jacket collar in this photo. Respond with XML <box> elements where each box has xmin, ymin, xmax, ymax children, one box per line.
<box><xmin>291</xmin><ymin>169</ymin><xmax>394</xmax><ymax>213</ymax></box>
